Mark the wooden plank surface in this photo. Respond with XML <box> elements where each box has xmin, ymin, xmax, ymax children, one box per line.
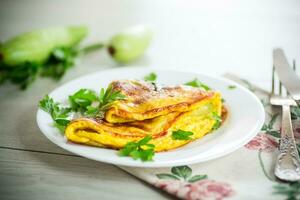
<box><xmin>0</xmin><ymin>148</ymin><xmax>173</xmax><ymax>200</ymax></box>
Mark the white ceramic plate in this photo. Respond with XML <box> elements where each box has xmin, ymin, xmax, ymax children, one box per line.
<box><xmin>36</xmin><ymin>67</ymin><xmax>265</xmax><ymax>168</ymax></box>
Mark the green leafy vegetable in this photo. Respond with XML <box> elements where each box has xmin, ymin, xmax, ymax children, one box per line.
<box><xmin>185</xmin><ymin>78</ymin><xmax>211</xmax><ymax>91</ymax></box>
<box><xmin>99</xmin><ymin>84</ymin><xmax>126</xmax><ymax>107</ymax></box>
<box><xmin>227</xmin><ymin>85</ymin><xmax>236</xmax><ymax>90</ymax></box>
<box><xmin>41</xmin><ymin>43</ymin><xmax>104</xmax><ymax>80</ymax></box>
<box><xmin>39</xmin><ymin>95</ymin><xmax>72</xmax><ymax>130</ymax></box>
<box><xmin>39</xmin><ymin>85</ymin><xmax>127</xmax><ymax>133</ymax></box>
<box><xmin>107</xmin><ymin>25</ymin><xmax>153</xmax><ymax>63</ymax></box>
<box><xmin>68</xmin><ymin>89</ymin><xmax>98</xmax><ymax>113</ymax></box>
<box><xmin>212</xmin><ymin>112</ymin><xmax>222</xmax><ymax>130</ymax></box>
<box><xmin>119</xmin><ymin>135</ymin><xmax>155</xmax><ymax>161</ymax></box>
<box><xmin>0</xmin><ymin>62</ymin><xmax>40</xmax><ymax>89</ymax></box>
<box><xmin>172</xmin><ymin>130</ymin><xmax>194</xmax><ymax>140</ymax></box>
<box><xmin>144</xmin><ymin>72</ymin><xmax>157</xmax><ymax>82</ymax></box>
<box><xmin>85</xmin><ymin>105</ymin><xmax>100</xmax><ymax>117</ymax></box>
<box><xmin>0</xmin><ymin>25</ymin><xmax>154</xmax><ymax>90</ymax></box>
<box><xmin>0</xmin><ymin>26</ymin><xmax>88</xmax><ymax>66</ymax></box>
<box><xmin>40</xmin><ymin>46</ymin><xmax>78</xmax><ymax>79</ymax></box>
<box><xmin>85</xmin><ymin>84</ymin><xmax>127</xmax><ymax>118</ymax></box>
<box><xmin>0</xmin><ymin>26</ymin><xmax>105</xmax><ymax>90</ymax></box>
<box><xmin>0</xmin><ymin>43</ymin><xmax>104</xmax><ymax>89</ymax></box>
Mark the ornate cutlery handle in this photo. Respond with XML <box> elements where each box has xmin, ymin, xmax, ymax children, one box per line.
<box><xmin>274</xmin><ymin>104</ymin><xmax>300</xmax><ymax>181</ymax></box>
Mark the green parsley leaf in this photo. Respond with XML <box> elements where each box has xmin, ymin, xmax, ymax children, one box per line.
<box><xmin>212</xmin><ymin>112</ymin><xmax>222</xmax><ymax>130</ymax></box>
<box><xmin>137</xmin><ymin>135</ymin><xmax>153</xmax><ymax>145</ymax></box>
<box><xmin>86</xmin><ymin>84</ymin><xmax>127</xmax><ymax>118</ymax></box>
<box><xmin>40</xmin><ymin>47</ymin><xmax>78</xmax><ymax>80</ymax></box>
<box><xmin>39</xmin><ymin>95</ymin><xmax>72</xmax><ymax>130</ymax></box>
<box><xmin>1</xmin><ymin>43</ymin><xmax>103</xmax><ymax>90</ymax></box>
<box><xmin>172</xmin><ymin>130</ymin><xmax>194</xmax><ymax>140</ymax></box>
<box><xmin>41</xmin><ymin>44</ymin><xmax>104</xmax><ymax>80</ymax></box>
<box><xmin>119</xmin><ymin>135</ymin><xmax>155</xmax><ymax>161</ymax></box>
<box><xmin>85</xmin><ymin>105</ymin><xmax>100</xmax><ymax>115</ymax></box>
<box><xmin>68</xmin><ymin>89</ymin><xmax>98</xmax><ymax>113</ymax></box>
<box><xmin>227</xmin><ymin>85</ymin><xmax>236</xmax><ymax>90</ymax></box>
<box><xmin>39</xmin><ymin>95</ymin><xmax>56</xmax><ymax>113</ymax></box>
<box><xmin>185</xmin><ymin>78</ymin><xmax>211</xmax><ymax>91</ymax></box>
<box><xmin>39</xmin><ymin>84</ymin><xmax>127</xmax><ymax>132</ymax></box>
<box><xmin>99</xmin><ymin>84</ymin><xmax>126</xmax><ymax>105</ymax></box>
<box><xmin>144</xmin><ymin>72</ymin><xmax>157</xmax><ymax>82</ymax></box>
<box><xmin>0</xmin><ymin>62</ymin><xmax>40</xmax><ymax>89</ymax></box>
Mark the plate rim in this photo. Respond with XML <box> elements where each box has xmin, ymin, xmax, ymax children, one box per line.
<box><xmin>36</xmin><ymin>66</ymin><xmax>265</xmax><ymax>167</ymax></box>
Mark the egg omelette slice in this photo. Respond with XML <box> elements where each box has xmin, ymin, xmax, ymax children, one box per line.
<box><xmin>65</xmin><ymin>91</ymin><xmax>222</xmax><ymax>152</ymax></box>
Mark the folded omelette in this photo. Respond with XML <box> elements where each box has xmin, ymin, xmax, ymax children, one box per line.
<box><xmin>65</xmin><ymin>80</ymin><xmax>223</xmax><ymax>152</ymax></box>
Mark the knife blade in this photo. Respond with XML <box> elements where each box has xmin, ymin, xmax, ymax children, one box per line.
<box><xmin>273</xmin><ymin>48</ymin><xmax>300</xmax><ymax>106</ymax></box>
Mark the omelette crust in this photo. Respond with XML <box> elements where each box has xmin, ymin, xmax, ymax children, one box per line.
<box><xmin>105</xmin><ymin>80</ymin><xmax>215</xmax><ymax>123</ymax></box>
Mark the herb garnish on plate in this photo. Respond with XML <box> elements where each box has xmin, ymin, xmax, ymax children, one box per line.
<box><xmin>185</xmin><ymin>78</ymin><xmax>211</xmax><ymax>91</ymax></box>
<box><xmin>172</xmin><ymin>130</ymin><xmax>194</xmax><ymax>140</ymax></box>
<box><xmin>39</xmin><ymin>85</ymin><xmax>126</xmax><ymax>131</ymax></box>
<box><xmin>212</xmin><ymin>112</ymin><xmax>222</xmax><ymax>130</ymax></box>
<box><xmin>119</xmin><ymin>135</ymin><xmax>155</xmax><ymax>161</ymax></box>
<box><xmin>144</xmin><ymin>72</ymin><xmax>157</xmax><ymax>82</ymax></box>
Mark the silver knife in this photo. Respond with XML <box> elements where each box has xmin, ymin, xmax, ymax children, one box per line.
<box><xmin>273</xmin><ymin>48</ymin><xmax>300</xmax><ymax>106</ymax></box>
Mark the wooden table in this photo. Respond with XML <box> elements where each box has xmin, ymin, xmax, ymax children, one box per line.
<box><xmin>0</xmin><ymin>0</ymin><xmax>299</xmax><ymax>199</ymax></box>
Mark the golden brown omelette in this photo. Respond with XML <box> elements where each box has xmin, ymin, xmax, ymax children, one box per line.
<box><xmin>65</xmin><ymin>80</ymin><xmax>223</xmax><ymax>152</ymax></box>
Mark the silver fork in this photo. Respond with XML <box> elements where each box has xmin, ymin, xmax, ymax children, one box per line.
<box><xmin>271</xmin><ymin>61</ymin><xmax>300</xmax><ymax>182</ymax></box>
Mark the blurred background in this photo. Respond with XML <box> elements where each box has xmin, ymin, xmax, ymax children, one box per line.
<box><xmin>1</xmin><ymin>0</ymin><xmax>299</xmax><ymax>84</ymax></box>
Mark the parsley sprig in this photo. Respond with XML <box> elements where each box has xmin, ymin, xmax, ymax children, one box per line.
<box><xmin>185</xmin><ymin>78</ymin><xmax>211</xmax><ymax>91</ymax></box>
<box><xmin>39</xmin><ymin>95</ymin><xmax>72</xmax><ymax>131</ymax></box>
<box><xmin>212</xmin><ymin>112</ymin><xmax>222</xmax><ymax>130</ymax></box>
<box><xmin>39</xmin><ymin>84</ymin><xmax>126</xmax><ymax>131</ymax></box>
<box><xmin>144</xmin><ymin>72</ymin><xmax>157</xmax><ymax>82</ymax></box>
<box><xmin>119</xmin><ymin>135</ymin><xmax>155</xmax><ymax>161</ymax></box>
<box><xmin>40</xmin><ymin>46</ymin><xmax>79</xmax><ymax>80</ymax></box>
<box><xmin>1</xmin><ymin>43</ymin><xmax>104</xmax><ymax>90</ymax></box>
<box><xmin>0</xmin><ymin>62</ymin><xmax>40</xmax><ymax>90</ymax></box>
<box><xmin>227</xmin><ymin>85</ymin><xmax>236</xmax><ymax>90</ymax></box>
<box><xmin>85</xmin><ymin>85</ymin><xmax>126</xmax><ymax>118</ymax></box>
<box><xmin>172</xmin><ymin>130</ymin><xmax>194</xmax><ymax>140</ymax></box>
<box><xmin>69</xmin><ymin>89</ymin><xmax>98</xmax><ymax>113</ymax></box>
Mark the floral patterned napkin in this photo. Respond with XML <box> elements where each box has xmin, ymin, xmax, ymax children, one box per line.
<box><xmin>119</xmin><ymin>74</ymin><xmax>300</xmax><ymax>200</ymax></box>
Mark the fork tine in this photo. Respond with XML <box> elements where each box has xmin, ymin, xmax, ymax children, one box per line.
<box><xmin>279</xmin><ymin>81</ymin><xmax>282</xmax><ymax>95</ymax></box>
<box><xmin>286</xmin><ymin>59</ymin><xmax>297</xmax><ymax>97</ymax></box>
<box><xmin>272</xmin><ymin>65</ymin><xmax>275</xmax><ymax>95</ymax></box>
<box><xmin>273</xmin><ymin>64</ymin><xmax>283</xmax><ymax>96</ymax></box>
<box><xmin>293</xmin><ymin>59</ymin><xmax>296</xmax><ymax>71</ymax></box>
